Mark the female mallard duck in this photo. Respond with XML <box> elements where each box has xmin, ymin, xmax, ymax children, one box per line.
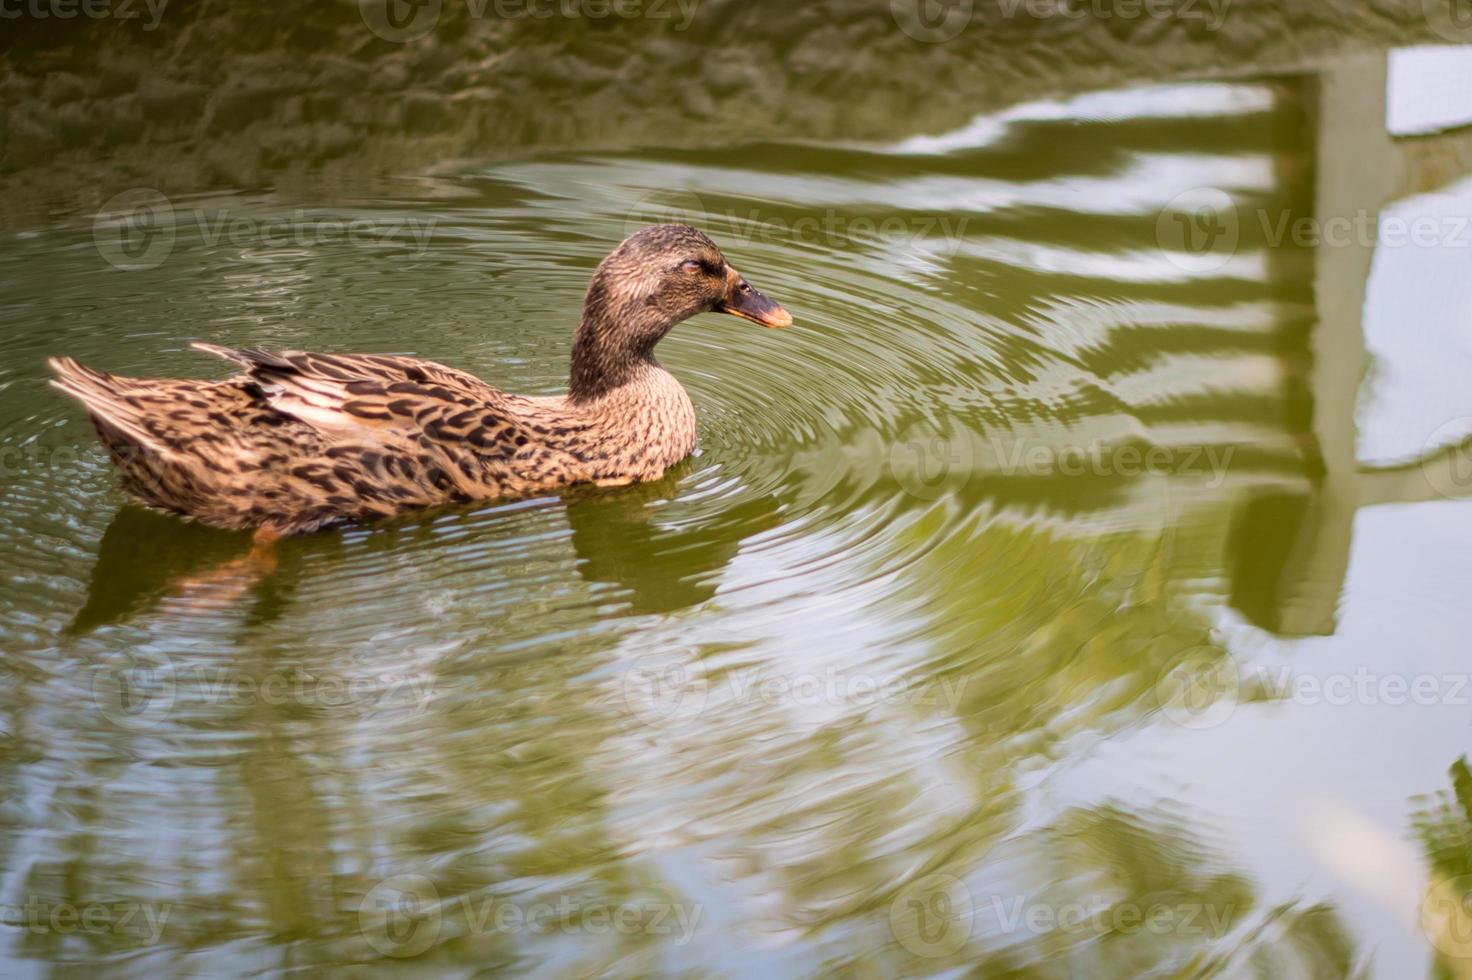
<box><xmin>49</xmin><ymin>224</ymin><xmax>791</xmax><ymax>538</ymax></box>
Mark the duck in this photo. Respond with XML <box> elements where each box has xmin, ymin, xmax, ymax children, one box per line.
<box><xmin>49</xmin><ymin>224</ymin><xmax>792</xmax><ymax>542</ymax></box>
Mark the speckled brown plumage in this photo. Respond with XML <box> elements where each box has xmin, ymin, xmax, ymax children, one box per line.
<box><xmin>49</xmin><ymin>225</ymin><xmax>792</xmax><ymax>535</ymax></box>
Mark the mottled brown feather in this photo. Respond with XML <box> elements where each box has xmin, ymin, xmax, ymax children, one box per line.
<box><xmin>45</xmin><ymin>226</ymin><xmax>782</xmax><ymax>535</ymax></box>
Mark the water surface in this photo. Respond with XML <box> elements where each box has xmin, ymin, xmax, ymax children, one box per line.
<box><xmin>2</xmin><ymin>53</ymin><xmax>1471</xmax><ymax>977</ymax></box>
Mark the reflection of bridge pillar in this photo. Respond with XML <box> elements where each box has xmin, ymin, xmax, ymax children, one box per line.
<box><xmin>1234</xmin><ymin>51</ymin><xmax>1472</xmax><ymax>636</ymax></box>
<box><xmin>1295</xmin><ymin>53</ymin><xmax>1394</xmax><ymax>635</ymax></box>
<box><xmin>1233</xmin><ymin>54</ymin><xmax>1391</xmax><ymax>637</ymax></box>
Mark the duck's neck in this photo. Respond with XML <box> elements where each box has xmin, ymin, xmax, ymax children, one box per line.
<box><xmin>567</xmin><ymin>287</ymin><xmax>673</xmax><ymax>403</ymax></box>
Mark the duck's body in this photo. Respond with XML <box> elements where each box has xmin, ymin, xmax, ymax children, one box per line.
<box><xmin>51</xmin><ymin>346</ymin><xmax>698</xmax><ymax>534</ymax></box>
<box><xmin>49</xmin><ymin>225</ymin><xmax>789</xmax><ymax>535</ymax></box>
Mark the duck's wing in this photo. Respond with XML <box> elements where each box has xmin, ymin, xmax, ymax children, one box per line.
<box><xmin>192</xmin><ymin>343</ymin><xmax>505</xmax><ymax>404</ymax></box>
<box><xmin>190</xmin><ymin>343</ymin><xmax>530</xmax><ymax>436</ymax></box>
<box><xmin>188</xmin><ymin>344</ymin><xmax>586</xmax><ymax>499</ymax></box>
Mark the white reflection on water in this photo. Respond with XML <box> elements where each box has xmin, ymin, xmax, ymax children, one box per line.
<box><xmin>1357</xmin><ymin>173</ymin><xmax>1472</xmax><ymax>466</ymax></box>
<box><xmin>1048</xmin><ymin>499</ymin><xmax>1472</xmax><ymax>979</ymax></box>
<box><xmin>1388</xmin><ymin>45</ymin><xmax>1472</xmax><ymax>137</ymax></box>
<box><xmin>888</xmin><ymin>82</ymin><xmax>1280</xmax><ymax>155</ymax></box>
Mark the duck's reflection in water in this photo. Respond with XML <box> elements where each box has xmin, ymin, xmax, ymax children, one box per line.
<box><xmin>67</xmin><ymin>508</ymin><xmax>297</xmax><ymax>633</ymax></box>
<box><xmin>566</xmin><ymin>476</ymin><xmax>783</xmax><ymax>616</ymax></box>
<box><xmin>69</xmin><ymin>470</ymin><xmax>781</xmax><ymax>631</ymax></box>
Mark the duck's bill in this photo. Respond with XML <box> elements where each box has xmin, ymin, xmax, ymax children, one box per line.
<box><xmin>717</xmin><ymin>280</ymin><xmax>793</xmax><ymax>329</ymax></box>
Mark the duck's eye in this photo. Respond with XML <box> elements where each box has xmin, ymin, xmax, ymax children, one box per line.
<box><xmin>678</xmin><ymin>259</ymin><xmax>703</xmax><ymax>273</ymax></box>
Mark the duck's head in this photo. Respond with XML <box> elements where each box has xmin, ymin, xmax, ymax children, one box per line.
<box><xmin>571</xmin><ymin>225</ymin><xmax>791</xmax><ymax>399</ymax></box>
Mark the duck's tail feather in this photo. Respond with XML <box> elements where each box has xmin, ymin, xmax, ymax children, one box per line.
<box><xmin>47</xmin><ymin>356</ymin><xmax>176</xmax><ymax>458</ymax></box>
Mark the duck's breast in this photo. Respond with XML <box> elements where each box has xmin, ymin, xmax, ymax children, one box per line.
<box><xmin>585</xmin><ymin>364</ymin><xmax>697</xmax><ymax>481</ymax></box>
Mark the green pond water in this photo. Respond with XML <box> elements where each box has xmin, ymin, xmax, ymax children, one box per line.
<box><xmin>5</xmin><ymin>52</ymin><xmax>1472</xmax><ymax>978</ymax></box>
